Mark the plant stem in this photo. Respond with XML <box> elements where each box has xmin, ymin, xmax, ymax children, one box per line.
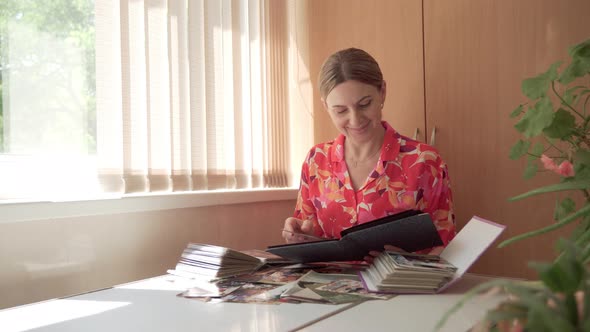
<box><xmin>584</xmin><ymin>94</ymin><xmax>590</xmax><ymax>120</ymax></box>
<box><xmin>510</xmin><ymin>181</ymin><xmax>590</xmax><ymax>201</ymax></box>
<box><xmin>499</xmin><ymin>204</ymin><xmax>590</xmax><ymax>247</ymax></box>
<box><xmin>564</xmin><ymin>293</ymin><xmax>578</xmax><ymax>326</ymax></box>
<box><xmin>581</xmin><ymin>240</ymin><xmax>590</xmax><ymax>263</ymax></box>
<box><xmin>565</xmin><ymin>137</ymin><xmax>578</xmax><ymax>146</ymax></box>
<box><xmin>553</xmin><ymin>81</ymin><xmax>585</xmax><ymax>119</ymax></box>
<box><xmin>543</xmin><ymin>137</ymin><xmax>565</xmax><ymax>154</ymax></box>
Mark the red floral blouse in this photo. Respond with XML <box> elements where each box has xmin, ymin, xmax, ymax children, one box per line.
<box><xmin>294</xmin><ymin>121</ymin><xmax>456</xmax><ymax>248</ymax></box>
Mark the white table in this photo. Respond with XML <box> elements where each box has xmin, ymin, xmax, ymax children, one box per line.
<box><xmin>0</xmin><ymin>274</ymin><xmax>503</xmax><ymax>332</ymax></box>
<box><xmin>0</xmin><ymin>275</ymin><xmax>352</xmax><ymax>332</ymax></box>
<box><xmin>300</xmin><ymin>274</ymin><xmax>504</xmax><ymax>332</ymax></box>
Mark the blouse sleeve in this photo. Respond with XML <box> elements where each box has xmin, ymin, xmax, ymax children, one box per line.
<box><xmin>425</xmin><ymin>161</ymin><xmax>456</xmax><ymax>246</ymax></box>
<box><xmin>293</xmin><ymin>153</ymin><xmax>324</xmax><ymax>238</ymax></box>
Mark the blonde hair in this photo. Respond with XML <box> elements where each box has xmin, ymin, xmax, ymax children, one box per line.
<box><xmin>318</xmin><ymin>48</ymin><xmax>384</xmax><ymax>99</ymax></box>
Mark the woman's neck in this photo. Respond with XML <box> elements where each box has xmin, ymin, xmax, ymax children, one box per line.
<box><xmin>345</xmin><ymin>127</ymin><xmax>385</xmax><ymax>161</ymax></box>
<box><xmin>344</xmin><ymin>128</ymin><xmax>385</xmax><ymax>166</ymax></box>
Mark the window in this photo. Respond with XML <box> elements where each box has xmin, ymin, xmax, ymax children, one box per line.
<box><xmin>0</xmin><ymin>0</ymin><xmax>313</xmax><ymax>201</ymax></box>
<box><xmin>0</xmin><ymin>0</ymin><xmax>97</xmax><ymax>200</ymax></box>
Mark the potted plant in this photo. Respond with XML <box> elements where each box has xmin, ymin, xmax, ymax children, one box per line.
<box><xmin>438</xmin><ymin>38</ymin><xmax>590</xmax><ymax>331</ymax></box>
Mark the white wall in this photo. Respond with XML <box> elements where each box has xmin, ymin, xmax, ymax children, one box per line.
<box><xmin>0</xmin><ymin>199</ymin><xmax>295</xmax><ymax>309</ymax></box>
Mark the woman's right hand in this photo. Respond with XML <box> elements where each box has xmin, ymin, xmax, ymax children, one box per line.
<box><xmin>282</xmin><ymin>217</ymin><xmax>317</xmax><ymax>243</ymax></box>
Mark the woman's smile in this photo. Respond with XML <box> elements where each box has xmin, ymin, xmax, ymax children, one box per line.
<box><xmin>347</xmin><ymin>122</ymin><xmax>371</xmax><ymax>135</ymax></box>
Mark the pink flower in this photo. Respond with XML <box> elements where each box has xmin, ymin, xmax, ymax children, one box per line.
<box><xmin>540</xmin><ymin>154</ymin><xmax>575</xmax><ymax>177</ymax></box>
<box><xmin>541</xmin><ymin>154</ymin><xmax>558</xmax><ymax>171</ymax></box>
<box><xmin>557</xmin><ymin>160</ymin><xmax>575</xmax><ymax>177</ymax></box>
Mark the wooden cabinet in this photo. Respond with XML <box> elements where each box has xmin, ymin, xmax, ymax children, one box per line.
<box><xmin>309</xmin><ymin>0</ymin><xmax>590</xmax><ymax>279</ymax></box>
<box><xmin>309</xmin><ymin>0</ymin><xmax>426</xmax><ymax>144</ymax></box>
<box><xmin>424</xmin><ymin>0</ymin><xmax>590</xmax><ymax>279</ymax></box>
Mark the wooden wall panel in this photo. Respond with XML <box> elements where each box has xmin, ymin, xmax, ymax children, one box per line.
<box><xmin>309</xmin><ymin>0</ymin><xmax>425</xmax><ymax>144</ymax></box>
<box><xmin>424</xmin><ymin>0</ymin><xmax>590</xmax><ymax>279</ymax></box>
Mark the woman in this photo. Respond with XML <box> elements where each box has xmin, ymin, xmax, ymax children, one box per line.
<box><xmin>282</xmin><ymin>48</ymin><xmax>455</xmax><ymax>258</ymax></box>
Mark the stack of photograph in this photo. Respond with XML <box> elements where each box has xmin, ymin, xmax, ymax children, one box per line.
<box><xmin>360</xmin><ymin>251</ymin><xmax>458</xmax><ymax>294</ymax></box>
<box><xmin>171</xmin><ymin>243</ymin><xmax>267</xmax><ymax>280</ymax></box>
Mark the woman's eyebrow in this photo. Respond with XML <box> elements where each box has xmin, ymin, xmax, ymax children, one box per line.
<box><xmin>356</xmin><ymin>95</ymin><xmax>372</xmax><ymax>104</ymax></box>
<box><xmin>331</xmin><ymin>95</ymin><xmax>372</xmax><ymax>108</ymax></box>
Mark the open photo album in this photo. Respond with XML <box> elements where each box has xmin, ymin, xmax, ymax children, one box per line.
<box><xmin>360</xmin><ymin>216</ymin><xmax>505</xmax><ymax>294</ymax></box>
<box><xmin>266</xmin><ymin>210</ymin><xmax>444</xmax><ymax>263</ymax></box>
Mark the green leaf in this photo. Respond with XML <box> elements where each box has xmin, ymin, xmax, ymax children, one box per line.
<box><xmin>568</xmin><ymin>39</ymin><xmax>590</xmax><ymax>59</ymax></box>
<box><xmin>555</xmin><ymin>198</ymin><xmax>576</xmax><ymax>221</ymax></box>
<box><xmin>574</xmin><ymin>149</ymin><xmax>590</xmax><ymax>166</ymax></box>
<box><xmin>571</xmin><ymin>89</ymin><xmax>590</xmax><ymax>109</ymax></box>
<box><xmin>514</xmin><ymin>97</ymin><xmax>555</xmax><ymax>138</ymax></box>
<box><xmin>510</xmin><ymin>104</ymin><xmax>525</xmax><ymax>118</ymax></box>
<box><xmin>570</xmin><ymin>216</ymin><xmax>590</xmax><ymax>245</ymax></box>
<box><xmin>523</xmin><ymin>159</ymin><xmax>538</xmax><ymax>179</ymax></box>
<box><xmin>543</xmin><ymin>108</ymin><xmax>576</xmax><ymax>139</ymax></box>
<box><xmin>580</xmin><ymin>240</ymin><xmax>590</xmax><ymax>263</ymax></box>
<box><xmin>565</xmin><ymin>85</ymin><xmax>588</xmax><ymax>92</ymax></box>
<box><xmin>522</xmin><ymin>61</ymin><xmax>563</xmax><ymax>99</ymax></box>
<box><xmin>582</xmin><ymin>317</ymin><xmax>590</xmax><ymax>332</ymax></box>
<box><xmin>509</xmin><ymin>140</ymin><xmax>530</xmax><ymax>160</ymax></box>
<box><xmin>577</xmin><ymin>89</ymin><xmax>590</xmax><ymax>100</ymax></box>
<box><xmin>486</xmin><ymin>303</ymin><xmax>528</xmax><ymax>325</ymax></box>
<box><xmin>503</xmin><ymin>285</ymin><xmax>574</xmax><ymax>331</ymax></box>
<box><xmin>563</xmin><ymin>89</ymin><xmax>576</xmax><ymax>106</ymax></box>
<box><xmin>565</xmin><ymin>292</ymin><xmax>580</xmax><ymax>326</ymax></box>
<box><xmin>529</xmin><ymin>262</ymin><xmax>557</xmax><ymax>287</ymax></box>
<box><xmin>563</xmin><ymin>85</ymin><xmax>587</xmax><ymax>105</ymax></box>
<box><xmin>526</xmin><ymin>307</ymin><xmax>574</xmax><ymax>332</ymax></box>
<box><xmin>522</xmin><ymin>75</ymin><xmax>548</xmax><ymax>99</ymax></box>
<box><xmin>530</xmin><ymin>142</ymin><xmax>545</xmax><ymax>158</ymax></box>
<box><xmin>559</xmin><ymin>58</ymin><xmax>590</xmax><ymax>84</ymax></box>
<box><xmin>530</xmin><ymin>256</ymin><xmax>583</xmax><ymax>293</ymax></box>
<box><xmin>583</xmin><ymin>273</ymin><xmax>590</xmax><ymax>327</ymax></box>
<box><xmin>509</xmin><ymin>180</ymin><xmax>590</xmax><ymax>201</ymax></box>
<box><xmin>561</xmin><ymin>85</ymin><xmax>590</xmax><ymax>108</ymax></box>
<box><xmin>559</xmin><ymin>40</ymin><xmax>590</xmax><ymax>84</ymax></box>
<box><xmin>572</xmin><ymin>159</ymin><xmax>590</xmax><ymax>183</ymax></box>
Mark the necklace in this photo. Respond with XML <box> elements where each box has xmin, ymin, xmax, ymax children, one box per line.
<box><xmin>348</xmin><ymin>146</ymin><xmax>381</xmax><ymax>168</ymax></box>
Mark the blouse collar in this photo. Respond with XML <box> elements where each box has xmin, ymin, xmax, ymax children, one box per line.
<box><xmin>330</xmin><ymin>121</ymin><xmax>401</xmax><ymax>164</ymax></box>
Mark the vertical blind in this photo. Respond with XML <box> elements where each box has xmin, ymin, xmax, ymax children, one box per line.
<box><xmin>95</xmin><ymin>0</ymin><xmax>295</xmax><ymax>194</ymax></box>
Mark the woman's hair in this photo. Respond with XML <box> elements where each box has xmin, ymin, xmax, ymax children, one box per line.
<box><xmin>318</xmin><ymin>48</ymin><xmax>384</xmax><ymax>98</ymax></box>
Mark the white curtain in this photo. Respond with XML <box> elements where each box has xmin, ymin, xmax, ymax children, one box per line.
<box><xmin>95</xmin><ymin>0</ymin><xmax>299</xmax><ymax>194</ymax></box>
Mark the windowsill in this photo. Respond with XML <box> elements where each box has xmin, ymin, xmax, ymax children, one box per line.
<box><xmin>0</xmin><ymin>188</ymin><xmax>298</xmax><ymax>224</ymax></box>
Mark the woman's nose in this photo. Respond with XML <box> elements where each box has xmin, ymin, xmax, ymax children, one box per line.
<box><xmin>349</xmin><ymin>109</ymin><xmax>363</xmax><ymax>126</ymax></box>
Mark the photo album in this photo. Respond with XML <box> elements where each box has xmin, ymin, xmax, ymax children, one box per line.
<box><xmin>359</xmin><ymin>216</ymin><xmax>505</xmax><ymax>294</ymax></box>
<box><xmin>266</xmin><ymin>210</ymin><xmax>443</xmax><ymax>263</ymax></box>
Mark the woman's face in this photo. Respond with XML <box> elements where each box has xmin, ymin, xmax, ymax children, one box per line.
<box><xmin>324</xmin><ymin>80</ymin><xmax>386</xmax><ymax>144</ymax></box>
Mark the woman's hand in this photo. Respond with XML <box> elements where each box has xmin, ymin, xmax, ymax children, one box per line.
<box><xmin>282</xmin><ymin>217</ymin><xmax>317</xmax><ymax>243</ymax></box>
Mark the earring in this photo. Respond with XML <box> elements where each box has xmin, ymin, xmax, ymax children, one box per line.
<box><xmin>380</xmin><ymin>103</ymin><xmax>384</xmax><ymax>108</ymax></box>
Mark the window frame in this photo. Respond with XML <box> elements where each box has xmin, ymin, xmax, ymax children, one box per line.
<box><xmin>0</xmin><ymin>187</ymin><xmax>298</xmax><ymax>224</ymax></box>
